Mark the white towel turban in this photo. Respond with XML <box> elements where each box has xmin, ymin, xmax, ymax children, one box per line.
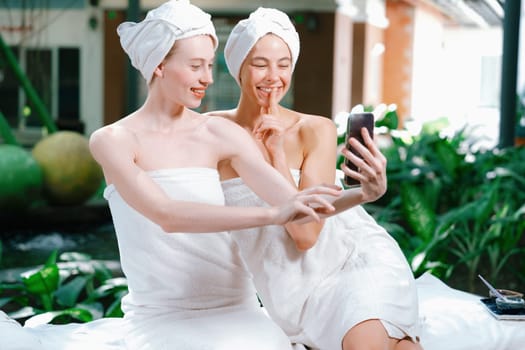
<box><xmin>117</xmin><ymin>0</ymin><xmax>218</xmax><ymax>84</ymax></box>
<box><xmin>224</xmin><ymin>7</ymin><xmax>300</xmax><ymax>85</ymax></box>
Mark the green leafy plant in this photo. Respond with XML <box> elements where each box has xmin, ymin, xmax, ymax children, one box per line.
<box><xmin>336</xmin><ymin>105</ymin><xmax>525</xmax><ymax>293</ymax></box>
<box><xmin>0</xmin><ymin>250</ymin><xmax>127</xmax><ymax>326</ymax></box>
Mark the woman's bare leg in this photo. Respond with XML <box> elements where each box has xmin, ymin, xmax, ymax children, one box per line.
<box><xmin>342</xmin><ymin>319</ymin><xmax>389</xmax><ymax>350</ymax></box>
<box><xmin>342</xmin><ymin>320</ymin><xmax>423</xmax><ymax>350</ymax></box>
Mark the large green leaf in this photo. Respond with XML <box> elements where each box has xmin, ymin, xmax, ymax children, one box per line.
<box><xmin>21</xmin><ymin>264</ymin><xmax>59</xmax><ymax>295</ymax></box>
<box><xmin>54</xmin><ymin>275</ymin><xmax>90</xmax><ymax>307</ymax></box>
<box><xmin>434</xmin><ymin>140</ymin><xmax>460</xmax><ymax>180</ymax></box>
<box><xmin>105</xmin><ymin>297</ymin><xmax>124</xmax><ymax>318</ymax></box>
<box><xmin>376</xmin><ymin>109</ymin><xmax>399</xmax><ymax>130</ymax></box>
<box><xmin>44</xmin><ymin>250</ymin><xmax>58</xmax><ymax>266</ymax></box>
<box><xmin>400</xmin><ymin>183</ymin><xmax>436</xmax><ymax>241</ymax></box>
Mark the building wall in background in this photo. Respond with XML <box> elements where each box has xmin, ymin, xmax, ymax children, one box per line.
<box><xmin>103</xmin><ymin>10</ymin><xmax>127</xmax><ymax>126</ymax></box>
<box><xmin>383</xmin><ymin>1</ymin><xmax>414</xmax><ymax>126</ymax></box>
<box><xmin>0</xmin><ymin>6</ymin><xmax>104</xmax><ymax>137</ymax></box>
<box><xmin>410</xmin><ymin>5</ymin><xmax>447</xmax><ymax>123</ymax></box>
<box><xmin>332</xmin><ymin>9</ymin><xmax>354</xmax><ymax>117</ymax></box>
<box><xmin>0</xmin><ymin>0</ymin><xmax>511</xmax><ymax>147</ymax></box>
<box><xmin>439</xmin><ymin>27</ymin><xmax>502</xmax><ymax>146</ymax></box>
<box><xmin>294</xmin><ymin>12</ymin><xmax>335</xmax><ymax>118</ymax></box>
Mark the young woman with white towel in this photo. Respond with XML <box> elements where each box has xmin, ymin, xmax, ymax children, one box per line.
<box><xmin>88</xmin><ymin>1</ymin><xmax>345</xmax><ymax>349</ymax></box>
<box><xmin>211</xmin><ymin>7</ymin><xmax>424</xmax><ymax>350</ymax></box>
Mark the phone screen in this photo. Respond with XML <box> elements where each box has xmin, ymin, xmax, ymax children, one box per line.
<box><xmin>344</xmin><ymin>112</ymin><xmax>374</xmax><ymax>187</ymax></box>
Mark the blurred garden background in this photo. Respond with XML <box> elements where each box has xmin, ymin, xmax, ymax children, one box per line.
<box><xmin>0</xmin><ymin>0</ymin><xmax>524</xmax><ymax>327</ymax></box>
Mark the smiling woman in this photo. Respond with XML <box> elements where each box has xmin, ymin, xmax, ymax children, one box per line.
<box><xmin>82</xmin><ymin>0</ymin><xmax>345</xmax><ymax>349</ymax></box>
<box><xmin>207</xmin><ymin>7</ymin><xmax>422</xmax><ymax>350</ymax></box>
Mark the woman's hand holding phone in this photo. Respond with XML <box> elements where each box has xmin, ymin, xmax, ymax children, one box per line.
<box><xmin>341</xmin><ymin>113</ymin><xmax>387</xmax><ymax>203</ymax></box>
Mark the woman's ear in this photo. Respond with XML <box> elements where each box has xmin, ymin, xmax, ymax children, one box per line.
<box><xmin>153</xmin><ymin>63</ymin><xmax>164</xmax><ymax>79</ymax></box>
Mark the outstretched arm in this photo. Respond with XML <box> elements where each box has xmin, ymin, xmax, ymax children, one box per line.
<box><xmin>210</xmin><ymin>117</ymin><xmax>341</xmax><ymax>214</ymax></box>
<box><xmin>295</xmin><ymin>126</ymin><xmax>388</xmax><ymax>222</ymax></box>
<box><xmin>246</xmin><ymin>90</ymin><xmax>338</xmax><ymax>250</ymax></box>
<box><xmin>251</xmin><ymin>91</ymin><xmax>386</xmax><ymax>249</ymax></box>
<box><xmin>89</xmin><ymin>120</ymin><xmax>339</xmax><ymax>234</ymax></box>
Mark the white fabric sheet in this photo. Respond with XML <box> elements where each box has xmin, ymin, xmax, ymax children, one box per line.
<box><xmin>2</xmin><ymin>273</ymin><xmax>524</xmax><ymax>350</ymax></box>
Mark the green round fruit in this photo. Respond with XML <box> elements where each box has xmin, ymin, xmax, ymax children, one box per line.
<box><xmin>0</xmin><ymin>144</ymin><xmax>43</xmax><ymax>211</ymax></box>
<box><xmin>32</xmin><ymin>131</ymin><xmax>103</xmax><ymax>205</ymax></box>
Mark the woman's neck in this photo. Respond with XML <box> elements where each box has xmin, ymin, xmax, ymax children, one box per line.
<box><xmin>136</xmin><ymin>95</ymin><xmax>189</xmax><ymax>131</ymax></box>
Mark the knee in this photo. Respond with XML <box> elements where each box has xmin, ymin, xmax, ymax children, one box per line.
<box><xmin>342</xmin><ymin>320</ymin><xmax>389</xmax><ymax>350</ymax></box>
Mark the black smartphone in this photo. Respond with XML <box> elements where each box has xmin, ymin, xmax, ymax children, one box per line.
<box><xmin>344</xmin><ymin>112</ymin><xmax>374</xmax><ymax>187</ymax></box>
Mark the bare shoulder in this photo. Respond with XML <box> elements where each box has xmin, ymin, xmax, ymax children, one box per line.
<box><xmin>90</xmin><ymin>123</ymin><xmax>134</xmax><ymax>146</ymax></box>
<box><xmin>89</xmin><ymin>120</ymin><xmax>139</xmax><ymax>158</ymax></box>
<box><xmin>289</xmin><ymin>110</ymin><xmax>336</xmax><ymax>136</ymax></box>
<box><xmin>203</xmin><ymin>109</ymin><xmax>237</xmax><ymax>122</ymax></box>
<box><xmin>199</xmin><ymin>115</ymin><xmax>256</xmax><ymax>159</ymax></box>
<box><xmin>201</xmin><ymin>113</ymin><xmax>248</xmax><ymax>137</ymax></box>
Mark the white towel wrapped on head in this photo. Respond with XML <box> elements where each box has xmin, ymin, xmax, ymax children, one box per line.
<box><xmin>224</xmin><ymin>7</ymin><xmax>300</xmax><ymax>85</ymax></box>
<box><xmin>117</xmin><ymin>0</ymin><xmax>218</xmax><ymax>84</ymax></box>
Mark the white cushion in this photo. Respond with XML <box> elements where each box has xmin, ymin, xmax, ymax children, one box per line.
<box><xmin>417</xmin><ymin>273</ymin><xmax>525</xmax><ymax>350</ymax></box>
<box><xmin>0</xmin><ymin>310</ymin><xmax>42</xmax><ymax>350</ymax></box>
<box><xmin>2</xmin><ymin>274</ymin><xmax>524</xmax><ymax>350</ymax></box>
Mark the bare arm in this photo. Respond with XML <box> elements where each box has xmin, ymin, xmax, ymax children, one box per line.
<box><xmin>293</xmin><ymin>127</ymin><xmax>388</xmax><ymax>223</ymax></box>
<box><xmin>252</xmin><ymin>90</ymin><xmax>343</xmax><ymax>250</ymax></box>
<box><xmin>253</xmin><ymin>91</ymin><xmax>386</xmax><ymax>249</ymax></box>
<box><xmin>89</xmin><ymin>121</ymin><xmax>337</xmax><ymax>234</ymax></box>
<box><xmin>209</xmin><ymin>117</ymin><xmax>341</xmax><ymax>211</ymax></box>
<box><xmin>255</xmin><ymin>112</ymin><xmax>338</xmax><ymax>250</ymax></box>
<box><xmin>285</xmin><ymin>118</ymin><xmax>339</xmax><ymax>249</ymax></box>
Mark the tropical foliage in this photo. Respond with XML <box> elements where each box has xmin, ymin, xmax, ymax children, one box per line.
<box><xmin>336</xmin><ymin>105</ymin><xmax>525</xmax><ymax>293</ymax></box>
<box><xmin>0</xmin><ymin>250</ymin><xmax>127</xmax><ymax>326</ymax></box>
